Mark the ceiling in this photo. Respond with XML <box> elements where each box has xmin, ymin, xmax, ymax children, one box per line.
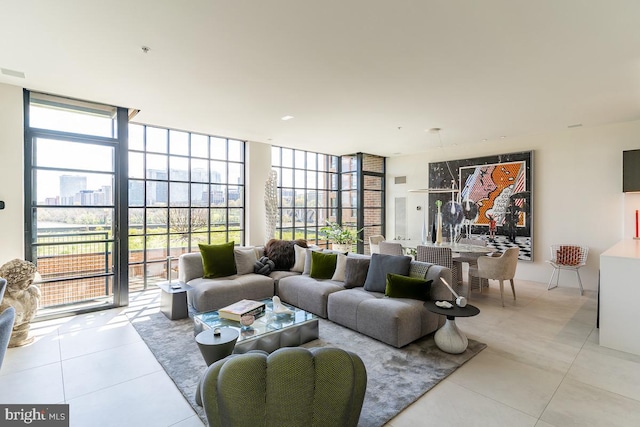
<box><xmin>1</xmin><ymin>1</ymin><xmax>640</xmax><ymax>157</ymax></box>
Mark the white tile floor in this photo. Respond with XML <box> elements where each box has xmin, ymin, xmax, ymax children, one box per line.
<box><xmin>0</xmin><ymin>279</ymin><xmax>635</xmax><ymax>427</ymax></box>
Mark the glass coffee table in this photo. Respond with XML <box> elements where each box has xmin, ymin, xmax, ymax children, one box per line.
<box><xmin>193</xmin><ymin>298</ymin><xmax>319</xmax><ymax>354</ymax></box>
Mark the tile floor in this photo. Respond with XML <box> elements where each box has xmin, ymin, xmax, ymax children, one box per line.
<box><xmin>0</xmin><ymin>279</ymin><xmax>636</xmax><ymax>427</ymax></box>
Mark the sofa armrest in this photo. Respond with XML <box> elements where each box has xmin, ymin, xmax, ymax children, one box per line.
<box><xmin>426</xmin><ymin>265</ymin><xmax>454</xmax><ymax>301</ymax></box>
<box><xmin>179</xmin><ymin>252</ymin><xmax>205</xmax><ymax>283</ymax></box>
<box><xmin>409</xmin><ymin>260</ymin><xmax>453</xmax><ymax>301</ymax></box>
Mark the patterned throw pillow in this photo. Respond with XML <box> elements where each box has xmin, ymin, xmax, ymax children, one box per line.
<box><xmin>556</xmin><ymin>246</ymin><xmax>581</xmax><ymax>266</ymax></box>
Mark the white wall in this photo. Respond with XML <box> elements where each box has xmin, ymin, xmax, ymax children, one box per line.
<box><xmin>245</xmin><ymin>141</ymin><xmax>271</xmax><ymax>246</ymax></box>
<box><xmin>0</xmin><ymin>83</ymin><xmax>24</xmax><ymax>264</ymax></box>
<box><xmin>387</xmin><ymin>121</ymin><xmax>640</xmax><ymax>291</ymax></box>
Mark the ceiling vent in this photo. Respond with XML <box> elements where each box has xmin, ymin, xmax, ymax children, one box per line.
<box><xmin>394</xmin><ymin>176</ymin><xmax>407</xmax><ymax>184</ymax></box>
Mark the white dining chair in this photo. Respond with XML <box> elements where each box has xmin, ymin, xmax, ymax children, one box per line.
<box><xmin>368</xmin><ymin>235</ymin><xmax>385</xmax><ymax>254</ymax></box>
<box><xmin>379</xmin><ymin>241</ymin><xmax>403</xmax><ymax>256</ymax></box>
<box><xmin>469</xmin><ymin>247</ymin><xmax>519</xmax><ymax>306</ymax></box>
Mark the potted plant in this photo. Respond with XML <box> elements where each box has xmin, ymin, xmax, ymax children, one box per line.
<box><xmin>320</xmin><ymin>221</ymin><xmax>362</xmax><ymax>252</ymax></box>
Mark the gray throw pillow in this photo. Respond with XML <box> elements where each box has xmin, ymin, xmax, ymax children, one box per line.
<box><xmin>344</xmin><ymin>257</ymin><xmax>371</xmax><ymax>288</ymax></box>
<box><xmin>363</xmin><ymin>253</ymin><xmax>411</xmax><ymax>293</ymax></box>
<box><xmin>235</xmin><ymin>248</ymin><xmax>258</xmax><ymax>275</ymax></box>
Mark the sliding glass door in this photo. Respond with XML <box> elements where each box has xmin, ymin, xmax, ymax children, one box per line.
<box><xmin>25</xmin><ymin>91</ymin><xmax>128</xmax><ymax>316</ymax></box>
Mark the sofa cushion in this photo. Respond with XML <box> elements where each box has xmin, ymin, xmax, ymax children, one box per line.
<box><xmin>187</xmin><ymin>274</ymin><xmax>275</xmax><ymax>312</ymax></box>
<box><xmin>235</xmin><ymin>247</ymin><xmax>258</xmax><ymax>275</ymax></box>
<box><xmin>265</xmin><ymin>239</ymin><xmax>308</xmax><ymax>270</ymax></box>
<box><xmin>199</xmin><ymin>242</ymin><xmax>237</xmax><ymax>279</ymax></box>
<box><xmin>330</xmin><ymin>253</ymin><xmax>348</xmax><ymax>282</ymax></box>
<box><xmin>278</xmin><ymin>275</ymin><xmax>345</xmax><ymax>318</ymax></box>
<box><xmin>385</xmin><ymin>273</ymin><xmax>432</xmax><ymax>301</ymax></box>
<box><xmin>363</xmin><ymin>253</ymin><xmax>411</xmax><ymax>293</ymax></box>
<box><xmin>310</xmin><ymin>251</ymin><xmax>338</xmax><ymax>279</ymax></box>
<box><xmin>343</xmin><ymin>257</ymin><xmax>370</xmax><ymax>289</ymax></box>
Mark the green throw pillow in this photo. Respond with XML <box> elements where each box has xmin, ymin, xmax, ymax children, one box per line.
<box><xmin>310</xmin><ymin>251</ymin><xmax>338</xmax><ymax>279</ymax></box>
<box><xmin>385</xmin><ymin>273</ymin><xmax>432</xmax><ymax>301</ymax></box>
<box><xmin>199</xmin><ymin>241</ymin><xmax>237</xmax><ymax>279</ymax></box>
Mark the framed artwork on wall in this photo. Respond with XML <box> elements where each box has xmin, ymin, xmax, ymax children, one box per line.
<box><xmin>428</xmin><ymin>151</ymin><xmax>533</xmax><ymax>261</ymax></box>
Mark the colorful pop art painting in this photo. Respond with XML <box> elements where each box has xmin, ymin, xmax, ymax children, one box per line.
<box><xmin>428</xmin><ymin>151</ymin><xmax>533</xmax><ymax>261</ymax></box>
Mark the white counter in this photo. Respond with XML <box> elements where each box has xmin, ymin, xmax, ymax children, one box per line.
<box><xmin>599</xmin><ymin>239</ymin><xmax>640</xmax><ymax>355</ymax></box>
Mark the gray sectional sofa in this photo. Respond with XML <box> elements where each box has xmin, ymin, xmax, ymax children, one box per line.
<box><xmin>178</xmin><ymin>250</ymin><xmax>298</xmax><ymax>312</ymax></box>
<box><xmin>178</xmin><ymin>248</ymin><xmax>453</xmax><ymax>348</ymax></box>
<box><xmin>278</xmin><ymin>257</ymin><xmax>452</xmax><ymax>348</ymax></box>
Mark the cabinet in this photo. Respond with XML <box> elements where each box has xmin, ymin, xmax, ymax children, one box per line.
<box><xmin>599</xmin><ymin>239</ymin><xmax>640</xmax><ymax>355</ymax></box>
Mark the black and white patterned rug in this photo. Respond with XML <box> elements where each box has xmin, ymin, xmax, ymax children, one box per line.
<box><xmin>131</xmin><ymin>312</ymin><xmax>486</xmax><ymax>427</ymax></box>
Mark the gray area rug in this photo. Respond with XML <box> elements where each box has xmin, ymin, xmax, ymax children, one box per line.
<box><xmin>131</xmin><ymin>313</ymin><xmax>486</xmax><ymax>427</ymax></box>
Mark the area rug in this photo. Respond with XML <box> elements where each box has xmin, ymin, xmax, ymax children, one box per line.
<box><xmin>131</xmin><ymin>312</ymin><xmax>486</xmax><ymax>427</ymax></box>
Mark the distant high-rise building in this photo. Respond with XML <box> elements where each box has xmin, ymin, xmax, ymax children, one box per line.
<box><xmin>101</xmin><ymin>185</ymin><xmax>113</xmax><ymax>205</ymax></box>
<box><xmin>60</xmin><ymin>175</ymin><xmax>86</xmax><ymax>205</ymax></box>
<box><xmin>128</xmin><ymin>182</ymin><xmax>144</xmax><ymax>206</ymax></box>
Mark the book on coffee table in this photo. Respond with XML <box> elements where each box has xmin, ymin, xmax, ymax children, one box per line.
<box><xmin>218</xmin><ymin>299</ymin><xmax>266</xmax><ymax>321</ymax></box>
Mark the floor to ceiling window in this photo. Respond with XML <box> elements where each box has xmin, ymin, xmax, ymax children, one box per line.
<box><xmin>271</xmin><ymin>148</ymin><xmax>385</xmax><ymax>252</ymax></box>
<box><xmin>270</xmin><ymin>147</ymin><xmax>339</xmax><ymax>246</ymax></box>
<box><xmin>360</xmin><ymin>153</ymin><xmax>385</xmax><ymax>254</ymax></box>
<box><xmin>128</xmin><ymin>124</ymin><xmax>245</xmax><ymax>291</ymax></box>
<box><xmin>24</xmin><ymin>91</ymin><xmax>247</xmax><ymax>314</ymax></box>
<box><xmin>339</xmin><ymin>153</ymin><xmax>385</xmax><ymax>254</ymax></box>
<box><xmin>24</xmin><ymin>91</ymin><xmax>129</xmax><ymax>316</ymax></box>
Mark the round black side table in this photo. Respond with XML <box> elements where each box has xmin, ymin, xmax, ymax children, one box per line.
<box><xmin>195</xmin><ymin>327</ymin><xmax>239</xmax><ymax>406</ymax></box>
<box><xmin>424</xmin><ymin>301</ymin><xmax>480</xmax><ymax>354</ymax></box>
<box><xmin>195</xmin><ymin>327</ymin><xmax>239</xmax><ymax>366</ymax></box>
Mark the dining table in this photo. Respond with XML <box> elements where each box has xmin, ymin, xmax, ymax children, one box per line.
<box><xmin>387</xmin><ymin>240</ymin><xmax>493</xmax><ymax>255</ymax></box>
<box><xmin>388</xmin><ymin>240</ymin><xmax>493</xmax><ymax>289</ymax></box>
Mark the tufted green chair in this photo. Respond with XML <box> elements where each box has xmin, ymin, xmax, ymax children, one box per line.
<box><xmin>201</xmin><ymin>346</ymin><xmax>367</xmax><ymax>427</ymax></box>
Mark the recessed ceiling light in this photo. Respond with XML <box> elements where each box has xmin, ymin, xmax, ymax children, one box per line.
<box><xmin>1</xmin><ymin>68</ymin><xmax>25</xmax><ymax>78</ymax></box>
<box><xmin>281</xmin><ymin>115</ymin><xmax>294</xmax><ymax>121</ymax></box>
<box><xmin>427</xmin><ymin>128</ymin><xmax>441</xmax><ymax>133</ymax></box>
<box><xmin>482</xmin><ymin>139</ymin><xmax>488</xmax><ymax>142</ymax></box>
<box><xmin>500</xmin><ymin>136</ymin><xmax>506</xmax><ymax>139</ymax></box>
<box><xmin>568</xmin><ymin>123</ymin><xmax>583</xmax><ymax>128</ymax></box>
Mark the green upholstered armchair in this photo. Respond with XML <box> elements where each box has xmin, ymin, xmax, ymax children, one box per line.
<box><xmin>201</xmin><ymin>346</ymin><xmax>367</xmax><ymax>427</ymax></box>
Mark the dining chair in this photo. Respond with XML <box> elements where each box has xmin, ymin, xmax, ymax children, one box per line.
<box><xmin>416</xmin><ymin>246</ymin><xmax>458</xmax><ymax>288</ymax></box>
<box><xmin>379</xmin><ymin>241</ymin><xmax>403</xmax><ymax>256</ymax></box>
<box><xmin>546</xmin><ymin>244</ymin><xmax>588</xmax><ymax>295</ymax></box>
<box><xmin>469</xmin><ymin>247</ymin><xmax>519</xmax><ymax>306</ymax></box>
<box><xmin>368</xmin><ymin>235</ymin><xmax>385</xmax><ymax>254</ymax></box>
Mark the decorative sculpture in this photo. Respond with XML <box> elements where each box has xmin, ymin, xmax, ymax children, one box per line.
<box><xmin>0</xmin><ymin>259</ymin><xmax>41</xmax><ymax>347</ymax></box>
<box><xmin>435</xmin><ymin>200</ymin><xmax>443</xmax><ymax>244</ymax></box>
<box><xmin>264</xmin><ymin>170</ymin><xmax>278</xmax><ymax>243</ymax></box>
